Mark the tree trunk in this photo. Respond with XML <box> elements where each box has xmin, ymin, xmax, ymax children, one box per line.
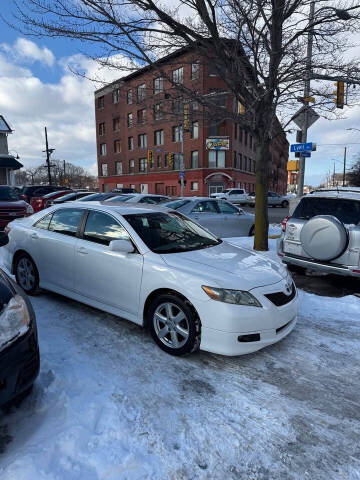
<box><xmin>254</xmin><ymin>135</ymin><xmax>271</xmax><ymax>251</ymax></box>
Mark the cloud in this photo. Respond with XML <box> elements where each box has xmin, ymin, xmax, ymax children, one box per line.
<box><xmin>1</xmin><ymin>38</ymin><xmax>55</xmax><ymax>67</ymax></box>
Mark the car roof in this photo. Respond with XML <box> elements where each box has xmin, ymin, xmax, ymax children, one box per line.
<box><xmin>61</xmin><ymin>201</ymin><xmax>172</xmax><ymax>215</ymax></box>
<box><xmin>307</xmin><ymin>187</ymin><xmax>360</xmax><ymax>201</ymax></box>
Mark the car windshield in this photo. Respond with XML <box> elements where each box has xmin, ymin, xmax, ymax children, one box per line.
<box><xmin>54</xmin><ymin>192</ymin><xmax>76</xmax><ymax>201</ymax></box>
<box><xmin>161</xmin><ymin>199</ymin><xmax>191</xmax><ymax>210</ymax></box>
<box><xmin>293</xmin><ymin>197</ymin><xmax>360</xmax><ymax>225</ymax></box>
<box><xmin>0</xmin><ymin>187</ymin><xmax>20</xmax><ymax>201</ymax></box>
<box><xmin>78</xmin><ymin>193</ymin><xmax>114</xmax><ymax>201</ymax></box>
<box><xmin>124</xmin><ymin>212</ymin><xmax>222</xmax><ymax>253</ymax></box>
<box><xmin>106</xmin><ymin>195</ymin><xmax>135</xmax><ymax>202</ymax></box>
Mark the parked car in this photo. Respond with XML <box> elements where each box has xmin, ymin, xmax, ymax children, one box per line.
<box><xmin>162</xmin><ymin>197</ymin><xmax>255</xmax><ymax>237</ymax></box>
<box><xmin>277</xmin><ymin>187</ymin><xmax>360</xmax><ymax>277</ymax></box>
<box><xmin>20</xmin><ymin>185</ymin><xmax>71</xmax><ymax>203</ymax></box>
<box><xmin>3</xmin><ymin>203</ymin><xmax>297</xmax><ymax>356</ymax></box>
<box><xmin>106</xmin><ymin>194</ymin><xmax>170</xmax><ymax>205</ymax></box>
<box><xmin>0</xmin><ymin>186</ymin><xmax>34</xmax><ymax>231</ymax></box>
<box><xmin>50</xmin><ymin>191</ymin><xmax>97</xmax><ymax>206</ymax></box>
<box><xmin>247</xmin><ymin>191</ymin><xmax>289</xmax><ymax>208</ymax></box>
<box><xmin>77</xmin><ymin>193</ymin><xmax>121</xmax><ymax>202</ymax></box>
<box><xmin>111</xmin><ymin>188</ymin><xmax>138</xmax><ymax>194</ymax></box>
<box><xmin>30</xmin><ymin>190</ymin><xmax>72</xmax><ymax>213</ymax></box>
<box><xmin>0</xmin><ymin>264</ymin><xmax>39</xmax><ymax>408</ymax></box>
<box><xmin>210</xmin><ymin>188</ymin><xmax>248</xmax><ymax>205</ymax></box>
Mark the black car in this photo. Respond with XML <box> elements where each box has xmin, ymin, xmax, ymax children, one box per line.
<box><xmin>0</xmin><ymin>266</ymin><xmax>39</xmax><ymax>408</ymax></box>
<box><xmin>77</xmin><ymin>192</ymin><xmax>121</xmax><ymax>202</ymax></box>
<box><xmin>111</xmin><ymin>188</ymin><xmax>138</xmax><ymax>194</ymax></box>
<box><xmin>50</xmin><ymin>191</ymin><xmax>97</xmax><ymax>206</ymax></box>
<box><xmin>21</xmin><ymin>185</ymin><xmax>71</xmax><ymax>203</ymax></box>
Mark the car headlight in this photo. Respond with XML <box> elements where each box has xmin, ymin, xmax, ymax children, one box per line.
<box><xmin>0</xmin><ymin>295</ymin><xmax>31</xmax><ymax>349</ymax></box>
<box><xmin>202</xmin><ymin>286</ymin><xmax>262</xmax><ymax>307</ymax></box>
<box><xmin>26</xmin><ymin>204</ymin><xmax>34</xmax><ymax>215</ymax></box>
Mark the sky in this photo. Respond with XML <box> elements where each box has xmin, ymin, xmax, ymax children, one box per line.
<box><xmin>0</xmin><ymin>3</ymin><xmax>360</xmax><ymax>185</ymax></box>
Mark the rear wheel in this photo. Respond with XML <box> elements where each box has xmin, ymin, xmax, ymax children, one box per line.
<box><xmin>15</xmin><ymin>254</ymin><xmax>40</xmax><ymax>295</ymax></box>
<box><xmin>147</xmin><ymin>294</ymin><xmax>201</xmax><ymax>356</ymax></box>
<box><xmin>249</xmin><ymin>225</ymin><xmax>255</xmax><ymax>236</ymax></box>
<box><xmin>281</xmin><ymin>200</ymin><xmax>289</xmax><ymax>208</ymax></box>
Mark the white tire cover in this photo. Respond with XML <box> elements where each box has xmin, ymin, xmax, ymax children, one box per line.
<box><xmin>300</xmin><ymin>215</ymin><xmax>347</xmax><ymax>261</ymax></box>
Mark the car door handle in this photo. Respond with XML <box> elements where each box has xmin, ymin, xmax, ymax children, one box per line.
<box><xmin>30</xmin><ymin>233</ymin><xmax>39</xmax><ymax>239</ymax></box>
<box><xmin>77</xmin><ymin>247</ymin><xmax>88</xmax><ymax>255</ymax></box>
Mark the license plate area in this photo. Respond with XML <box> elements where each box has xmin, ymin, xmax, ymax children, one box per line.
<box><xmin>284</xmin><ymin>241</ymin><xmax>302</xmax><ymax>256</ymax></box>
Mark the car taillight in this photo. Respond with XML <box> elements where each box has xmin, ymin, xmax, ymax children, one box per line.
<box><xmin>282</xmin><ymin>216</ymin><xmax>290</xmax><ymax>232</ymax></box>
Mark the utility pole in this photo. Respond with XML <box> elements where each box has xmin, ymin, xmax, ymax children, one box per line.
<box><xmin>343</xmin><ymin>146</ymin><xmax>347</xmax><ymax>186</ymax></box>
<box><xmin>333</xmin><ymin>162</ymin><xmax>336</xmax><ymax>187</ymax></box>
<box><xmin>297</xmin><ymin>0</ymin><xmax>315</xmax><ymax>198</ymax></box>
<box><xmin>43</xmin><ymin>127</ymin><xmax>55</xmax><ymax>185</ymax></box>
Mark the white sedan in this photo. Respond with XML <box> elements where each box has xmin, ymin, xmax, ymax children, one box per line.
<box><xmin>3</xmin><ymin>203</ymin><xmax>297</xmax><ymax>356</ymax></box>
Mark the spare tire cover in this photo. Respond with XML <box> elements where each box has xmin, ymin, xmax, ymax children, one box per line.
<box><xmin>300</xmin><ymin>215</ymin><xmax>347</xmax><ymax>261</ymax></box>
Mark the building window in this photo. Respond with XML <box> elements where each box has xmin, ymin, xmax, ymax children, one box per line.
<box><xmin>129</xmin><ymin>159</ymin><xmax>135</xmax><ymax>174</ymax></box>
<box><xmin>100</xmin><ymin>143</ymin><xmax>107</xmax><ymax>156</ymax></box>
<box><xmin>127</xmin><ymin>112</ymin><xmax>133</xmax><ymax>128</ymax></box>
<box><xmin>172</xmin><ymin>97</ymin><xmax>183</xmax><ymax>115</ymax></box>
<box><xmin>127</xmin><ymin>89</ymin><xmax>133</xmax><ymax>104</ymax></box>
<box><xmin>208</xmin><ymin>64</ymin><xmax>218</xmax><ymax>76</ymax></box>
<box><xmin>101</xmin><ymin>163</ymin><xmax>108</xmax><ymax>176</ymax></box>
<box><xmin>99</xmin><ymin>122</ymin><xmax>105</xmax><ymax>136</ymax></box>
<box><xmin>154</xmin><ymin>103</ymin><xmax>163</xmax><ymax>120</ymax></box>
<box><xmin>191</xmin><ymin>62</ymin><xmax>200</xmax><ymax>80</ymax></box>
<box><xmin>253</xmin><ymin>160</ymin><xmax>256</xmax><ymax>173</ymax></box>
<box><xmin>191</xmin><ymin>151</ymin><xmax>198</xmax><ymax>169</ymax></box>
<box><xmin>191</xmin><ymin>121</ymin><xmax>199</xmax><ymax>139</ymax></box>
<box><xmin>244</xmin><ymin>156</ymin><xmax>247</xmax><ymax>171</ymax></box>
<box><xmin>113</xmin><ymin>88</ymin><xmax>120</xmax><ymax>104</ymax></box>
<box><xmin>139</xmin><ymin>158</ymin><xmax>147</xmax><ymax>172</ymax></box>
<box><xmin>128</xmin><ymin>136</ymin><xmax>134</xmax><ymax>150</ymax></box>
<box><xmin>154</xmin><ymin>77</ymin><xmax>164</xmax><ymax>94</ymax></box>
<box><xmin>164</xmin><ymin>154</ymin><xmax>168</xmax><ymax>167</ymax></box>
<box><xmin>191</xmin><ymin>100</ymin><xmax>199</xmax><ymax>111</ymax></box>
<box><xmin>114</xmin><ymin>140</ymin><xmax>121</xmax><ymax>153</ymax></box>
<box><xmin>115</xmin><ymin>161</ymin><xmax>123</xmax><ymax>174</ymax></box>
<box><xmin>208</xmin><ymin>150</ymin><xmax>225</xmax><ymax>168</ymax></box>
<box><xmin>237</xmin><ymin>153</ymin><xmax>242</xmax><ymax>170</ymax></box>
<box><xmin>130</xmin><ymin>184</ymin><xmax>135</xmax><ymax>189</ymax></box>
<box><xmin>154</xmin><ymin>129</ymin><xmax>164</xmax><ymax>145</ymax></box>
<box><xmin>97</xmin><ymin>96</ymin><xmax>104</xmax><ymax>109</ymax></box>
<box><xmin>113</xmin><ymin>117</ymin><xmax>120</xmax><ymax>131</ymax></box>
<box><xmin>137</xmin><ymin>109</ymin><xmax>146</xmax><ymax>124</ymax></box>
<box><xmin>172</xmin><ymin>125</ymin><xmax>183</xmax><ymax>142</ymax></box>
<box><xmin>137</xmin><ymin>83</ymin><xmax>146</xmax><ymax>101</ymax></box>
<box><xmin>148</xmin><ymin>154</ymin><xmax>154</xmax><ymax>169</ymax></box>
<box><xmin>138</xmin><ymin>134</ymin><xmax>147</xmax><ymax>148</ymax></box>
<box><xmin>172</xmin><ymin>67</ymin><xmax>184</xmax><ymax>85</ymax></box>
<box><xmin>157</xmin><ymin>155</ymin><xmax>161</xmax><ymax>168</ymax></box>
<box><xmin>116</xmin><ymin>184</ymin><xmax>123</xmax><ymax>189</ymax></box>
<box><xmin>191</xmin><ymin>181</ymin><xmax>198</xmax><ymax>191</ymax></box>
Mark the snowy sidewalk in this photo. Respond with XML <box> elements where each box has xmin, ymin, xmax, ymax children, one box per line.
<box><xmin>1</xmin><ymin>239</ymin><xmax>360</xmax><ymax>480</ymax></box>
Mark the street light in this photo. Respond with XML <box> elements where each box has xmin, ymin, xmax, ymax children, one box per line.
<box><xmin>297</xmin><ymin>4</ymin><xmax>353</xmax><ymax>198</ymax></box>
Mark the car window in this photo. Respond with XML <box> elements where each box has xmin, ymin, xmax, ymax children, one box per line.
<box><xmin>217</xmin><ymin>201</ymin><xmax>239</xmax><ymax>214</ymax></box>
<box><xmin>34</xmin><ymin>212</ymin><xmax>53</xmax><ymax>230</ymax></box>
<box><xmin>0</xmin><ymin>187</ymin><xmax>20</xmax><ymax>201</ymax></box>
<box><xmin>162</xmin><ymin>199</ymin><xmax>190</xmax><ymax>210</ymax></box>
<box><xmin>192</xmin><ymin>201</ymin><xmax>219</xmax><ymax>213</ymax></box>
<box><xmin>293</xmin><ymin>198</ymin><xmax>360</xmax><ymax>225</ymax></box>
<box><xmin>83</xmin><ymin>211</ymin><xmax>130</xmax><ymax>246</ymax></box>
<box><xmin>139</xmin><ymin>196</ymin><xmax>162</xmax><ymax>204</ymax></box>
<box><xmin>49</xmin><ymin>209</ymin><xmax>84</xmax><ymax>237</ymax></box>
<box><xmin>230</xmin><ymin>190</ymin><xmax>243</xmax><ymax>195</ymax></box>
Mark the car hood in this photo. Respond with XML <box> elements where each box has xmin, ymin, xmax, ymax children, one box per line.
<box><xmin>161</xmin><ymin>240</ymin><xmax>286</xmax><ymax>290</ymax></box>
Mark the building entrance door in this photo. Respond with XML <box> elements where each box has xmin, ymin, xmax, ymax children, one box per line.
<box><xmin>208</xmin><ymin>183</ymin><xmax>224</xmax><ymax>196</ymax></box>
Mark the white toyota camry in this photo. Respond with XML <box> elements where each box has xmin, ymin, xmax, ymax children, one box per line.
<box><xmin>2</xmin><ymin>203</ymin><xmax>298</xmax><ymax>356</ymax></box>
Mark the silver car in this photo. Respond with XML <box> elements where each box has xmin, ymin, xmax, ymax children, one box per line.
<box><xmin>162</xmin><ymin>197</ymin><xmax>255</xmax><ymax>237</ymax></box>
<box><xmin>277</xmin><ymin>187</ymin><xmax>360</xmax><ymax>277</ymax></box>
<box><xmin>105</xmin><ymin>194</ymin><xmax>170</xmax><ymax>204</ymax></box>
<box><xmin>247</xmin><ymin>191</ymin><xmax>289</xmax><ymax>208</ymax></box>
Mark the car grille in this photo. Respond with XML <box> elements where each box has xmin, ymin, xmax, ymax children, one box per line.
<box><xmin>0</xmin><ymin>208</ymin><xmax>26</xmax><ymax>220</ymax></box>
<box><xmin>265</xmin><ymin>283</ymin><xmax>296</xmax><ymax>307</ymax></box>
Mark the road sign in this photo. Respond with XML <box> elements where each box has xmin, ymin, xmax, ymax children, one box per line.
<box><xmin>292</xmin><ymin>106</ymin><xmax>320</xmax><ymax>129</ymax></box>
<box><xmin>179</xmin><ymin>171</ymin><xmax>185</xmax><ymax>179</ymax></box>
<box><xmin>290</xmin><ymin>142</ymin><xmax>313</xmax><ymax>152</ymax></box>
<box><xmin>302</xmin><ymin>152</ymin><xmax>311</xmax><ymax>157</ymax></box>
<box><xmin>287</xmin><ymin>161</ymin><xmax>299</xmax><ymax>171</ymax></box>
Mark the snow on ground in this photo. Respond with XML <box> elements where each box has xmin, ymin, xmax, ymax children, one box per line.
<box><xmin>1</xmin><ymin>239</ymin><xmax>360</xmax><ymax>480</ymax></box>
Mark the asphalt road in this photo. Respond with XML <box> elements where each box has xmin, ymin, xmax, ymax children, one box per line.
<box><xmin>242</xmin><ymin>205</ymin><xmax>289</xmax><ymax>224</ymax></box>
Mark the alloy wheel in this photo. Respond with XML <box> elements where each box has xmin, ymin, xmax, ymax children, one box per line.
<box><xmin>153</xmin><ymin>302</ymin><xmax>190</xmax><ymax>349</ymax></box>
<box><xmin>17</xmin><ymin>257</ymin><xmax>36</xmax><ymax>291</ymax></box>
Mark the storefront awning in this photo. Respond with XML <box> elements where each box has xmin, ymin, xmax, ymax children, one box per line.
<box><xmin>204</xmin><ymin>172</ymin><xmax>233</xmax><ymax>183</ymax></box>
<box><xmin>0</xmin><ymin>154</ymin><xmax>23</xmax><ymax>170</ymax></box>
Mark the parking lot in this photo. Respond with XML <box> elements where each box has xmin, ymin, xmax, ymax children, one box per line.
<box><xmin>1</xmin><ymin>239</ymin><xmax>359</xmax><ymax>480</ymax></box>
<box><xmin>242</xmin><ymin>205</ymin><xmax>289</xmax><ymax>224</ymax></box>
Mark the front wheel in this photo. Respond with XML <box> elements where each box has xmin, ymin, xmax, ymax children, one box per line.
<box><xmin>15</xmin><ymin>254</ymin><xmax>40</xmax><ymax>295</ymax></box>
<box><xmin>147</xmin><ymin>294</ymin><xmax>201</xmax><ymax>355</ymax></box>
<box><xmin>281</xmin><ymin>200</ymin><xmax>289</xmax><ymax>208</ymax></box>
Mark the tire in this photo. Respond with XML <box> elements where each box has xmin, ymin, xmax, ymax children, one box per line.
<box><xmin>249</xmin><ymin>225</ymin><xmax>255</xmax><ymax>236</ymax></box>
<box><xmin>15</xmin><ymin>254</ymin><xmax>40</xmax><ymax>295</ymax></box>
<box><xmin>147</xmin><ymin>294</ymin><xmax>201</xmax><ymax>356</ymax></box>
<box><xmin>281</xmin><ymin>200</ymin><xmax>289</xmax><ymax>208</ymax></box>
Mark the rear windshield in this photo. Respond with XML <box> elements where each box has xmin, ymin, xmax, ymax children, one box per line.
<box><xmin>162</xmin><ymin>199</ymin><xmax>191</xmax><ymax>210</ymax></box>
<box><xmin>0</xmin><ymin>187</ymin><xmax>20</xmax><ymax>201</ymax></box>
<box><xmin>293</xmin><ymin>197</ymin><xmax>360</xmax><ymax>225</ymax></box>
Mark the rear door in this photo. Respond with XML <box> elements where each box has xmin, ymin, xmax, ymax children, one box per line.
<box><xmin>217</xmin><ymin>200</ymin><xmax>252</xmax><ymax>237</ymax></box>
<box><xmin>74</xmin><ymin>210</ymin><xmax>143</xmax><ymax>318</ymax></box>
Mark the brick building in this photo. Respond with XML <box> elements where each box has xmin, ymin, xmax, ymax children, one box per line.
<box><xmin>95</xmin><ymin>47</ymin><xmax>288</xmax><ymax>196</ymax></box>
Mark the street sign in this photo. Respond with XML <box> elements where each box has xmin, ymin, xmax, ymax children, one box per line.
<box><xmin>290</xmin><ymin>142</ymin><xmax>313</xmax><ymax>152</ymax></box>
<box><xmin>292</xmin><ymin>106</ymin><xmax>320</xmax><ymax>129</ymax></box>
<box><xmin>179</xmin><ymin>171</ymin><xmax>185</xmax><ymax>179</ymax></box>
<box><xmin>302</xmin><ymin>152</ymin><xmax>311</xmax><ymax>157</ymax></box>
<box><xmin>287</xmin><ymin>161</ymin><xmax>299</xmax><ymax>171</ymax></box>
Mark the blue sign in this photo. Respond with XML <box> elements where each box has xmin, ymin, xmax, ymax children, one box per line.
<box><xmin>179</xmin><ymin>171</ymin><xmax>185</xmax><ymax>179</ymax></box>
<box><xmin>290</xmin><ymin>142</ymin><xmax>313</xmax><ymax>152</ymax></box>
<box><xmin>302</xmin><ymin>152</ymin><xmax>311</xmax><ymax>157</ymax></box>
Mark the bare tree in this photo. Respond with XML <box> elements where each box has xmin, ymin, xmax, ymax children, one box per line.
<box><xmin>9</xmin><ymin>0</ymin><xmax>360</xmax><ymax>249</ymax></box>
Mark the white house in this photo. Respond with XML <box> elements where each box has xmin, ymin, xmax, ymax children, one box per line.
<box><xmin>0</xmin><ymin>115</ymin><xmax>23</xmax><ymax>185</ymax></box>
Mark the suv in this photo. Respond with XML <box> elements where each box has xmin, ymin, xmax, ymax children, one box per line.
<box><xmin>21</xmin><ymin>185</ymin><xmax>71</xmax><ymax>203</ymax></box>
<box><xmin>277</xmin><ymin>188</ymin><xmax>360</xmax><ymax>277</ymax></box>
<box><xmin>247</xmin><ymin>191</ymin><xmax>289</xmax><ymax>208</ymax></box>
<box><xmin>210</xmin><ymin>188</ymin><xmax>248</xmax><ymax>205</ymax></box>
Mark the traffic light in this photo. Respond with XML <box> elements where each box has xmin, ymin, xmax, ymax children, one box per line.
<box><xmin>334</xmin><ymin>81</ymin><xmax>345</xmax><ymax>109</ymax></box>
<box><xmin>147</xmin><ymin>149</ymin><xmax>153</xmax><ymax>166</ymax></box>
<box><xmin>167</xmin><ymin>153</ymin><xmax>174</xmax><ymax>166</ymax></box>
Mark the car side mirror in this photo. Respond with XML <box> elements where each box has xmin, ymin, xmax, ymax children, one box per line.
<box><xmin>110</xmin><ymin>239</ymin><xmax>135</xmax><ymax>254</ymax></box>
<box><xmin>237</xmin><ymin>209</ymin><xmax>245</xmax><ymax>215</ymax></box>
<box><xmin>0</xmin><ymin>232</ymin><xmax>9</xmax><ymax>247</ymax></box>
